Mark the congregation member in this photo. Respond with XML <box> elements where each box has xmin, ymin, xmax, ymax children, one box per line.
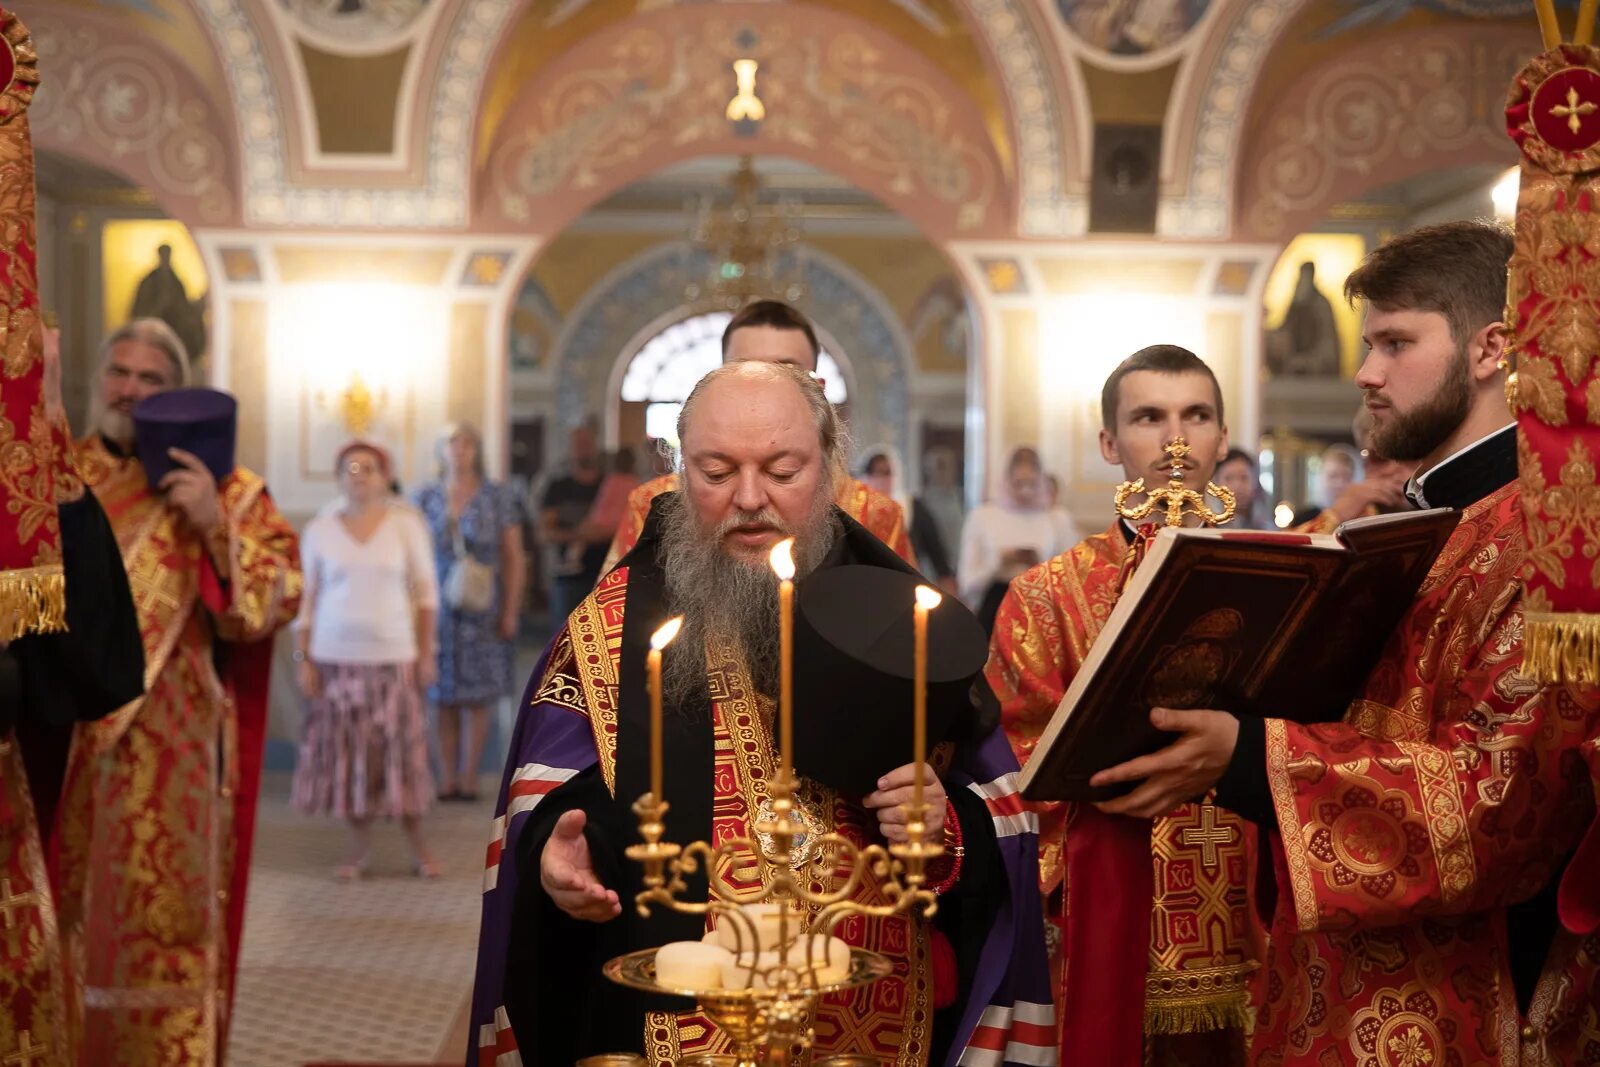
<box><xmin>1087</xmin><ymin>221</ymin><xmax>1600</xmax><ymax>1063</ymax></box>
<box><xmin>56</xmin><ymin>318</ymin><xmax>301</xmax><ymax>1063</ymax></box>
<box><xmin>537</xmin><ymin>420</ymin><xmax>608</xmax><ymax>619</ymax></box>
<box><xmin>602</xmin><ymin>300</ymin><xmax>915</xmax><ymax>570</ymax></box>
<box><xmin>468</xmin><ymin>362</ymin><xmax>1052</xmax><ymax>1065</ymax></box>
<box><xmin>911</xmin><ymin>445</ymin><xmax>965</xmax><ymax>595</ymax></box>
<box><xmin>414</xmin><ymin>422</ymin><xmax>527</xmax><ymax>802</ymax></box>
<box><xmin>295</xmin><ymin>441</ymin><xmax>443</xmax><ymax>877</ymax></box>
<box><xmin>957</xmin><ymin>445</ymin><xmax>1073</xmax><ymax>633</ymax></box>
<box><xmin>986</xmin><ymin>345</ymin><xmax>1259</xmax><ymax>1066</ymax></box>
<box><xmin>1214</xmin><ymin>447</ymin><xmax>1276</xmax><ymax>529</ymax></box>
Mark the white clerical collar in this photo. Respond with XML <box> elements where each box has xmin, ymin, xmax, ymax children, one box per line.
<box><xmin>1404</xmin><ymin>423</ymin><xmax>1516</xmax><ymax>510</ymax></box>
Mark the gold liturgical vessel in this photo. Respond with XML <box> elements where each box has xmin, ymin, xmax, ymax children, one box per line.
<box><xmin>600</xmin><ymin>539</ymin><xmax>946</xmax><ymax>1067</ymax></box>
<box><xmin>1113</xmin><ymin>438</ymin><xmax>1236</xmax><ymax>528</ymax></box>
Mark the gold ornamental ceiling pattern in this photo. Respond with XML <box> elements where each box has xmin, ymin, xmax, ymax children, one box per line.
<box><xmin>475</xmin><ymin>0</ymin><xmax>1013</xmax><ymax>177</ymax></box>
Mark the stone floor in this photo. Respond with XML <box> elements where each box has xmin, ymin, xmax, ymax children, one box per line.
<box><xmin>226</xmin><ymin>774</ymin><xmax>494</xmax><ymax>1067</ymax></box>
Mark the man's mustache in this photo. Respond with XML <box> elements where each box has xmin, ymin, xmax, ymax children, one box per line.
<box><xmin>714</xmin><ymin>509</ymin><xmax>792</xmax><ymax>538</ymax></box>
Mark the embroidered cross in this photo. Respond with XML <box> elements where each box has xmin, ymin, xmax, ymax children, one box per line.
<box><xmin>0</xmin><ymin>878</ymin><xmax>38</xmax><ymax>955</ymax></box>
<box><xmin>2</xmin><ymin>1031</ymin><xmax>47</xmax><ymax>1067</ymax></box>
<box><xmin>127</xmin><ymin>551</ymin><xmax>181</xmax><ymax>617</ymax></box>
<box><xmin>1180</xmin><ymin>804</ymin><xmax>1236</xmax><ymax>870</ymax></box>
<box><xmin>1553</xmin><ymin>85</ymin><xmax>1597</xmax><ymax>134</ymax></box>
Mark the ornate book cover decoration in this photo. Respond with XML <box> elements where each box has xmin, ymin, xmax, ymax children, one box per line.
<box><xmin>1018</xmin><ymin>507</ymin><xmax>1461</xmax><ymax>803</ymax></box>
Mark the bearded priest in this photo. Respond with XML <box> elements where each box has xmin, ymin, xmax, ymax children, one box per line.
<box><xmin>469</xmin><ymin>361</ymin><xmax>1052</xmax><ymax>1066</ymax></box>
<box><xmin>55</xmin><ymin>319</ymin><xmax>302</xmax><ymax>1063</ymax></box>
<box><xmin>1089</xmin><ymin>221</ymin><xmax>1600</xmax><ymax>1065</ymax></box>
<box><xmin>601</xmin><ymin>300</ymin><xmax>915</xmax><ymax>571</ymax></box>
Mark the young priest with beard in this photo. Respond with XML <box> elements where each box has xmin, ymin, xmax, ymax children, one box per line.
<box><xmin>986</xmin><ymin>345</ymin><xmax>1262</xmax><ymax>1067</ymax></box>
<box><xmin>469</xmin><ymin>362</ymin><xmax>1053</xmax><ymax>1066</ymax></box>
<box><xmin>1088</xmin><ymin>221</ymin><xmax>1600</xmax><ymax>1065</ymax></box>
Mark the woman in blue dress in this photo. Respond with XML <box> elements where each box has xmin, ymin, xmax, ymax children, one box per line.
<box><xmin>413</xmin><ymin>422</ymin><xmax>527</xmax><ymax>801</ymax></box>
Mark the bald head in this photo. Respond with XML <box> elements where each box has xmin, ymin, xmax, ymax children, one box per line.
<box><xmin>675</xmin><ymin>362</ymin><xmax>847</xmax><ymax>563</ymax></box>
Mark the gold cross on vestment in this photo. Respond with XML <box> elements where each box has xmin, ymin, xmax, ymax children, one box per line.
<box><xmin>0</xmin><ymin>877</ymin><xmax>38</xmax><ymax>954</ymax></box>
<box><xmin>1180</xmin><ymin>803</ymin><xmax>1236</xmax><ymax>870</ymax></box>
<box><xmin>2</xmin><ymin>1031</ymin><xmax>47</xmax><ymax>1067</ymax></box>
<box><xmin>1553</xmin><ymin>85</ymin><xmax>1598</xmax><ymax>134</ymax></box>
<box><xmin>126</xmin><ymin>551</ymin><xmax>181</xmax><ymax>618</ymax></box>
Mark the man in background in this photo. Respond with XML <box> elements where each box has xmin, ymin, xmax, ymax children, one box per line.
<box><xmin>537</xmin><ymin>420</ymin><xmax>607</xmax><ymax>620</ymax></box>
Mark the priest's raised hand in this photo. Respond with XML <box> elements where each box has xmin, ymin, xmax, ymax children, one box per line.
<box><xmin>540</xmin><ymin>809</ymin><xmax>622</xmax><ymax>922</ymax></box>
<box><xmin>1088</xmin><ymin>707</ymin><xmax>1239</xmax><ymax>819</ymax></box>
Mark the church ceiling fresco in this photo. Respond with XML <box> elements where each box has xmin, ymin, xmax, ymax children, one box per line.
<box><xmin>28</xmin><ymin>4</ymin><xmax>239</xmax><ymax>224</ymax></box>
<box><xmin>1054</xmin><ymin>0</ymin><xmax>1217</xmax><ymax>69</ymax></box>
<box><xmin>1237</xmin><ymin>21</ymin><xmax>1530</xmax><ymax>239</ymax></box>
<box><xmin>476</xmin><ymin>6</ymin><xmax>1013</xmax><ymax>238</ymax></box>
<box><xmin>476</xmin><ymin>0</ymin><xmax>1013</xmax><ymax>179</ymax></box>
<box><xmin>277</xmin><ymin>0</ymin><xmax>433</xmax><ymax>48</ymax></box>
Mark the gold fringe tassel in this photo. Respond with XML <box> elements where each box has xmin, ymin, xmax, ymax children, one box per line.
<box><xmin>0</xmin><ymin>565</ymin><xmax>66</xmax><ymax>642</ymax></box>
<box><xmin>1143</xmin><ymin>991</ymin><xmax>1252</xmax><ymax>1036</ymax></box>
<box><xmin>1525</xmin><ymin>611</ymin><xmax>1600</xmax><ymax>685</ymax></box>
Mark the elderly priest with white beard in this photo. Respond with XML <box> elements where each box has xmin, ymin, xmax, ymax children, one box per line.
<box><xmin>467</xmin><ymin>361</ymin><xmax>1053</xmax><ymax>1066</ymax></box>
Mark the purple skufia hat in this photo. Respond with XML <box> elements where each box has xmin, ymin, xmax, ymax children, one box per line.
<box><xmin>133</xmin><ymin>387</ymin><xmax>238</xmax><ymax>489</ymax></box>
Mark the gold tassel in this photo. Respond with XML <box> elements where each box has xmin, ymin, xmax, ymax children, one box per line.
<box><xmin>0</xmin><ymin>565</ymin><xmax>66</xmax><ymax>642</ymax></box>
<box><xmin>1143</xmin><ymin>990</ymin><xmax>1252</xmax><ymax>1036</ymax></box>
<box><xmin>1525</xmin><ymin>611</ymin><xmax>1600</xmax><ymax>685</ymax></box>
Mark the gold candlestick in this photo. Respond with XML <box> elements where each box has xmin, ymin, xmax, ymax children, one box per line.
<box><xmin>648</xmin><ymin>617</ymin><xmax>684</xmax><ymax>802</ymax></box>
<box><xmin>769</xmin><ymin>539</ymin><xmax>796</xmax><ymax>783</ymax></box>
<box><xmin>1113</xmin><ymin>437</ymin><xmax>1236</xmax><ymax>528</ymax></box>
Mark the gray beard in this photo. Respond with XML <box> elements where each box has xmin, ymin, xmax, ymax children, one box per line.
<box><xmin>658</xmin><ymin>489</ymin><xmax>838</xmax><ymax>709</ymax></box>
<box><xmin>95</xmin><ymin>406</ymin><xmax>134</xmax><ymax>448</ymax></box>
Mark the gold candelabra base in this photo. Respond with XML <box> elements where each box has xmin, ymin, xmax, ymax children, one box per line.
<box><xmin>605</xmin><ymin>769</ymin><xmax>940</xmax><ymax>1065</ymax></box>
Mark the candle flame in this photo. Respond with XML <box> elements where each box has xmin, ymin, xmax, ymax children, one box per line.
<box><xmin>914</xmin><ymin>585</ymin><xmax>943</xmax><ymax>611</ymax></box>
<box><xmin>769</xmin><ymin>537</ymin><xmax>796</xmax><ymax>581</ymax></box>
<box><xmin>651</xmin><ymin>616</ymin><xmax>684</xmax><ymax>650</ymax></box>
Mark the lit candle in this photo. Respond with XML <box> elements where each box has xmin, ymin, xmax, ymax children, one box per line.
<box><xmin>649</xmin><ymin>617</ymin><xmax>684</xmax><ymax>802</ymax></box>
<box><xmin>769</xmin><ymin>538</ymin><xmax>797</xmax><ymax>782</ymax></box>
<box><xmin>912</xmin><ymin>585</ymin><xmax>943</xmax><ymax>810</ymax></box>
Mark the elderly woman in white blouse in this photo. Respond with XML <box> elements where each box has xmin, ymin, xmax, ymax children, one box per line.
<box><xmin>292</xmin><ymin>440</ymin><xmax>443</xmax><ymax>879</ymax></box>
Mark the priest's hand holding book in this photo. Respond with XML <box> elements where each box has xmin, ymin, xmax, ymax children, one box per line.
<box><xmin>1088</xmin><ymin>708</ymin><xmax>1238</xmax><ymax>819</ymax></box>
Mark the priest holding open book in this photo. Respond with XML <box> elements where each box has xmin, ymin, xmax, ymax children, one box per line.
<box><xmin>986</xmin><ymin>344</ymin><xmax>1262</xmax><ymax>1066</ymax></box>
<box><xmin>1012</xmin><ymin>220</ymin><xmax>1600</xmax><ymax>1066</ymax></box>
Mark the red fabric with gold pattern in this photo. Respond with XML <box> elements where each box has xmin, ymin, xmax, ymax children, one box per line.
<box><xmin>1505</xmin><ymin>44</ymin><xmax>1600</xmax><ymax>683</ymax></box>
<box><xmin>55</xmin><ymin>437</ymin><xmax>301</xmax><ymax>1065</ymax></box>
<box><xmin>986</xmin><ymin>525</ymin><xmax>1259</xmax><ymax>1066</ymax></box>
<box><xmin>1253</xmin><ymin>484</ymin><xmax>1600</xmax><ymax>1065</ymax></box>
<box><xmin>602</xmin><ymin>473</ymin><xmax>916</xmax><ymax>574</ymax></box>
<box><xmin>0</xmin><ymin>9</ymin><xmax>68</xmax><ymax>641</ymax></box>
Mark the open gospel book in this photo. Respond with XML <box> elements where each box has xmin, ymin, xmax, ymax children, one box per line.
<box><xmin>1016</xmin><ymin>507</ymin><xmax>1461</xmax><ymax>803</ymax></box>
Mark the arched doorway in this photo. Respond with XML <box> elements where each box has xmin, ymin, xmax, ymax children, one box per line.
<box><xmin>614</xmin><ymin>309</ymin><xmax>850</xmax><ymax>464</ymax></box>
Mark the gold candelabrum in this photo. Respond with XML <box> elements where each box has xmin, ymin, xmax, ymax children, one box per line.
<box><xmin>1113</xmin><ymin>437</ymin><xmax>1237</xmax><ymax>528</ymax></box>
<box><xmin>603</xmin><ymin>543</ymin><xmax>945</xmax><ymax>1067</ymax></box>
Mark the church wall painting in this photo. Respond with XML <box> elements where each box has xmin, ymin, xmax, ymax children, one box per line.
<box><xmin>101</xmin><ymin>218</ymin><xmax>209</xmax><ymax>358</ymax></box>
<box><xmin>1260</xmin><ymin>232</ymin><xmax>1365</xmax><ymax>381</ymax></box>
<box><xmin>1056</xmin><ymin>0</ymin><xmax>1217</xmax><ymax>68</ymax></box>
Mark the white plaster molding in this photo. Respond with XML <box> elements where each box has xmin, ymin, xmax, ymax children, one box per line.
<box><xmin>191</xmin><ymin>0</ymin><xmax>513</xmax><ymax>227</ymax></box>
<box><xmin>965</xmin><ymin>0</ymin><xmax>1088</xmax><ymax>236</ymax></box>
<box><xmin>1159</xmin><ymin>0</ymin><xmax>1303</xmax><ymax>238</ymax></box>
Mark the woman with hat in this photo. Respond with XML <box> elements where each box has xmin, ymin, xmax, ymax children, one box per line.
<box><xmin>292</xmin><ymin>441</ymin><xmax>442</xmax><ymax>878</ymax></box>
